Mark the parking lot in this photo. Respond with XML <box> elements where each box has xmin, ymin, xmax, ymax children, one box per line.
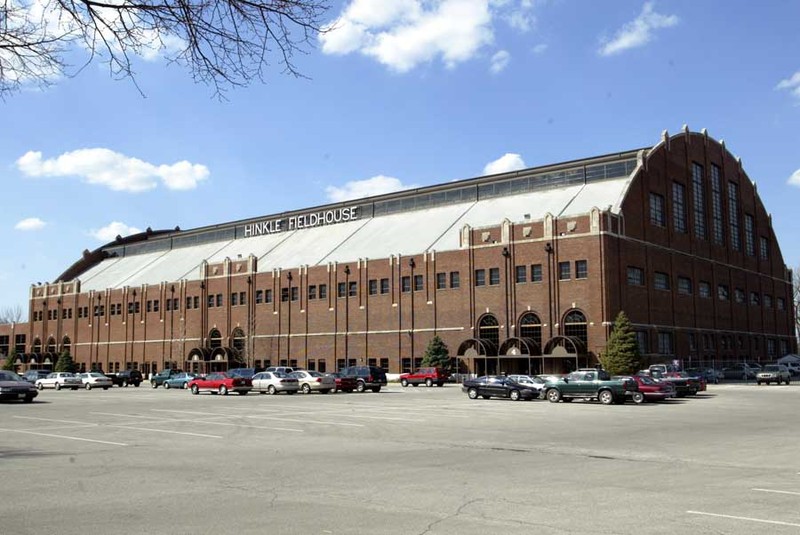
<box><xmin>2</xmin><ymin>383</ymin><xmax>800</xmax><ymax>534</ymax></box>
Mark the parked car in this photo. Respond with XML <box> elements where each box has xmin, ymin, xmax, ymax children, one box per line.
<box><xmin>78</xmin><ymin>372</ymin><xmax>113</xmax><ymax>390</ymax></box>
<box><xmin>150</xmin><ymin>369</ymin><xmax>183</xmax><ymax>388</ymax></box>
<box><xmin>228</xmin><ymin>368</ymin><xmax>258</xmax><ymax>379</ymax></box>
<box><xmin>251</xmin><ymin>371</ymin><xmax>299</xmax><ymax>394</ymax></box>
<box><xmin>290</xmin><ymin>370</ymin><xmax>335</xmax><ymax>394</ymax></box>
<box><xmin>624</xmin><ymin>375</ymin><xmax>676</xmax><ymax>403</ymax></box>
<box><xmin>783</xmin><ymin>362</ymin><xmax>800</xmax><ymax>377</ymax></box>
<box><xmin>757</xmin><ymin>364</ymin><xmax>791</xmax><ymax>385</ymax></box>
<box><xmin>505</xmin><ymin>374</ymin><xmax>547</xmax><ymax>397</ymax></box>
<box><xmin>163</xmin><ymin>372</ymin><xmax>198</xmax><ymax>389</ymax></box>
<box><xmin>642</xmin><ymin>370</ymin><xmax>696</xmax><ymax>397</ymax></box>
<box><xmin>462</xmin><ymin>376</ymin><xmax>540</xmax><ymax>401</ymax></box>
<box><xmin>685</xmin><ymin>367</ymin><xmax>720</xmax><ymax>385</ymax></box>
<box><xmin>399</xmin><ymin>367</ymin><xmax>449</xmax><ymax>387</ymax></box>
<box><xmin>35</xmin><ymin>372</ymin><xmax>82</xmax><ymax>390</ymax></box>
<box><xmin>723</xmin><ymin>363</ymin><xmax>760</xmax><ymax>380</ymax></box>
<box><xmin>543</xmin><ymin>370</ymin><xmax>636</xmax><ymax>404</ymax></box>
<box><xmin>340</xmin><ymin>365</ymin><xmax>387</xmax><ymax>393</ymax></box>
<box><xmin>0</xmin><ymin>371</ymin><xmax>38</xmax><ymax>403</ymax></box>
<box><xmin>265</xmin><ymin>366</ymin><xmax>298</xmax><ymax>375</ymax></box>
<box><xmin>22</xmin><ymin>369</ymin><xmax>52</xmax><ymax>384</ymax></box>
<box><xmin>188</xmin><ymin>372</ymin><xmax>252</xmax><ymax>395</ymax></box>
<box><xmin>106</xmin><ymin>369</ymin><xmax>143</xmax><ymax>387</ymax></box>
<box><xmin>326</xmin><ymin>372</ymin><xmax>357</xmax><ymax>393</ymax></box>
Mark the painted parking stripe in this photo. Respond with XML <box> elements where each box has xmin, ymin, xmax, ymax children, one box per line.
<box><xmin>0</xmin><ymin>427</ymin><xmax>128</xmax><ymax>446</ymax></box>
<box><xmin>150</xmin><ymin>410</ymin><xmax>303</xmax><ymax>433</ymax></box>
<box><xmin>108</xmin><ymin>425</ymin><xmax>222</xmax><ymax>439</ymax></box>
<box><xmin>687</xmin><ymin>511</ymin><xmax>800</xmax><ymax>527</ymax></box>
<box><xmin>14</xmin><ymin>415</ymin><xmax>99</xmax><ymax>426</ymax></box>
<box><xmin>752</xmin><ymin>488</ymin><xmax>800</xmax><ymax>496</ymax></box>
<box><xmin>150</xmin><ymin>408</ymin><xmax>363</xmax><ymax>428</ymax></box>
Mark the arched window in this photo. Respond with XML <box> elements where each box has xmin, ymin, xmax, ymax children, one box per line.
<box><xmin>563</xmin><ymin>310</ymin><xmax>588</xmax><ymax>345</ymax></box>
<box><xmin>231</xmin><ymin>328</ymin><xmax>246</xmax><ymax>353</ymax></box>
<box><xmin>208</xmin><ymin>329</ymin><xmax>222</xmax><ymax>349</ymax></box>
<box><xmin>62</xmin><ymin>336</ymin><xmax>72</xmax><ymax>355</ymax></box>
<box><xmin>478</xmin><ymin>314</ymin><xmax>500</xmax><ymax>349</ymax></box>
<box><xmin>518</xmin><ymin>313</ymin><xmax>542</xmax><ymax>348</ymax></box>
<box><xmin>33</xmin><ymin>338</ymin><xmax>42</xmax><ymax>353</ymax></box>
<box><xmin>46</xmin><ymin>337</ymin><xmax>56</xmax><ymax>353</ymax></box>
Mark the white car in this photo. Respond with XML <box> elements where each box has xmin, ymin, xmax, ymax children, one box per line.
<box><xmin>506</xmin><ymin>375</ymin><xmax>547</xmax><ymax>397</ymax></box>
<box><xmin>78</xmin><ymin>372</ymin><xmax>113</xmax><ymax>390</ymax></box>
<box><xmin>251</xmin><ymin>371</ymin><xmax>299</xmax><ymax>395</ymax></box>
<box><xmin>35</xmin><ymin>372</ymin><xmax>83</xmax><ymax>390</ymax></box>
<box><xmin>291</xmin><ymin>370</ymin><xmax>336</xmax><ymax>394</ymax></box>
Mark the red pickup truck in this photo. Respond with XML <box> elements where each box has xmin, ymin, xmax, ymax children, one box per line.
<box><xmin>399</xmin><ymin>367</ymin><xmax>449</xmax><ymax>387</ymax></box>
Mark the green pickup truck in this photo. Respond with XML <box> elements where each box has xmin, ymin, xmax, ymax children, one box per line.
<box><xmin>544</xmin><ymin>369</ymin><xmax>637</xmax><ymax>405</ymax></box>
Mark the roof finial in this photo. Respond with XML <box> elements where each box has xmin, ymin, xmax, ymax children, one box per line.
<box><xmin>682</xmin><ymin>124</ymin><xmax>689</xmax><ymax>134</ymax></box>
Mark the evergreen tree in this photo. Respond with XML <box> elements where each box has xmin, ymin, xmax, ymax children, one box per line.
<box><xmin>421</xmin><ymin>336</ymin><xmax>451</xmax><ymax>370</ymax></box>
<box><xmin>2</xmin><ymin>347</ymin><xmax>17</xmax><ymax>371</ymax></box>
<box><xmin>54</xmin><ymin>351</ymin><xmax>76</xmax><ymax>373</ymax></box>
<box><xmin>599</xmin><ymin>311</ymin><xmax>641</xmax><ymax>375</ymax></box>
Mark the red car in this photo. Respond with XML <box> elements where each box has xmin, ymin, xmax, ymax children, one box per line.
<box><xmin>327</xmin><ymin>372</ymin><xmax>357</xmax><ymax>393</ymax></box>
<box><xmin>627</xmin><ymin>375</ymin><xmax>676</xmax><ymax>403</ymax></box>
<box><xmin>188</xmin><ymin>372</ymin><xmax>252</xmax><ymax>395</ymax></box>
<box><xmin>399</xmin><ymin>367</ymin><xmax>449</xmax><ymax>387</ymax></box>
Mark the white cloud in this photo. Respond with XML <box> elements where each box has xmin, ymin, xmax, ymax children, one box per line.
<box><xmin>598</xmin><ymin>2</ymin><xmax>678</xmax><ymax>57</ymax></box>
<box><xmin>532</xmin><ymin>43</ymin><xmax>548</xmax><ymax>54</ymax></box>
<box><xmin>322</xmin><ymin>0</ymin><xmax>540</xmax><ymax>72</ymax></box>
<box><xmin>483</xmin><ymin>153</ymin><xmax>526</xmax><ymax>175</ymax></box>
<box><xmin>16</xmin><ymin>148</ymin><xmax>209</xmax><ymax>193</ymax></box>
<box><xmin>788</xmin><ymin>169</ymin><xmax>800</xmax><ymax>187</ymax></box>
<box><xmin>14</xmin><ymin>217</ymin><xmax>46</xmax><ymax>231</ymax></box>
<box><xmin>89</xmin><ymin>222</ymin><xmax>142</xmax><ymax>242</ymax></box>
<box><xmin>776</xmin><ymin>71</ymin><xmax>800</xmax><ymax>100</ymax></box>
<box><xmin>326</xmin><ymin>175</ymin><xmax>418</xmax><ymax>202</ymax></box>
<box><xmin>489</xmin><ymin>50</ymin><xmax>510</xmax><ymax>74</ymax></box>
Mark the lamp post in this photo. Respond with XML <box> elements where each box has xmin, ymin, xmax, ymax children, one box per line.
<box><xmin>408</xmin><ymin>258</ymin><xmax>415</xmax><ymax>367</ymax></box>
<box><xmin>544</xmin><ymin>242</ymin><xmax>554</xmax><ymax>339</ymax></box>
<box><xmin>130</xmin><ymin>289</ymin><xmax>137</xmax><ymax>372</ymax></box>
<box><xmin>286</xmin><ymin>272</ymin><xmax>293</xmax><ymax>365</ymax></box>
<box><xmin>344</xmin><ymin>265</ymin><xmax>350</xmax><ymax>367</ymax></box>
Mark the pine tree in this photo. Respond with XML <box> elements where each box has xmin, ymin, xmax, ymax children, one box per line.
<box><xmin>599</xmin><ymin>311</ymin><xmax>641</xmax><ymax>375</ymax></box>
<box><xmin>2</xmin><ymin>347</ymin><xmax>17</xmax><ymax>371</ymax></box>
<box><xmin>421</xmin><ymin>336</ymin><xmax>451</xmax><ymax>371</ymax></box>
<box><xmin>54</xmin><ymin>351</ymin><xmax>76</xmax><ymax>373</ymax></box>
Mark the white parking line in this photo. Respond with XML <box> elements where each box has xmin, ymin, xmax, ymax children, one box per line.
<box><xmin>108</xmin><ymin>425</ymin><xmax>222</xmax><ymax>439</ymax></box>
<box><xmin>150</xmin><ymin>409</ymin><xmax>304</xmax><ymax>433</ymax></box>
<box><xmin>149</xmin><ymin>408</ymin><xmax>362</xmax><ymax>428</ymax></box>
<box><xmin>14</xmin><ymin>415</ymin><xmax>98</xmax><ymax>426</ymax></box>
<box><xmin>752</xmin><ymin>488</ymin><xmax>800</xmax><ymax>496</ymax></box>
<box><xmin>687</xmin><ymin>511</ymin><xmax>800</xmax><ymax>527</ymax></box>
<box><xmin>0</xmin><ymin>427</ymin><xmax>128</xmax><ymax>446</ymax></box>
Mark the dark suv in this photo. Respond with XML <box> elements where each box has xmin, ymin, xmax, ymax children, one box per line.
<box><xmin>340</xmin><ymin>366</ymin><xmax>387</xmax><ymax>393</ymax></box>
<box><xmin>23</xmin><ymin>369</ymin><xmax>52</xmax><ymax>384</ymax></box>
<box><xmin>106</xmin><ymin>370</ymin><xmax>143</xmax><ymax>387</ymax></box>
<box><xmin>150</xmin><ymin>369</ymin><xmax>182</xmax><ymax>388</ymax></box>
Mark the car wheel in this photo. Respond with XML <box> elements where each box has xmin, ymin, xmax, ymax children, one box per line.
<box><xmin>103</xmin><ymin>387</ymin><xmax>109</xmax><ymax>390</ymax></box>
<box><xmin>757</xmin><ymin>381</ymin><xmax>762</xmax><ymax>385</ymax></box>
<box><xmin>164</xmin><ymin>381</ymin><xmax>171</xmax><ymax>390</ymax></box>
<box><xmin>219</xmin><ymin>385</ymin><xmax>228</xmax><ymax>396</ymax></box>
<box><xmin>632</xmin><ymin>392</ymin><xmax>645</xmax><ymax>404</ymax></box>
<box><xmin>24</xmin><ymin>395</ymin><xmax>34</xmax><ymax>403</ymax></box>
<box><xmin>321</xmin><ymin>389</ymin><xmax>331</xmax><ymax>394</ymax></box>
<box><xmin>509</xmin><ymin>389</ymin><xmax>521</xmax><ymax>401</ymax></box>
<box><xmin>598</xmin><ymin>390</ymin><xmax>614</xmax><ymax>405</ymax></box>
<box><xmin>356</xmin><ymin>381</ymin><xmax>366</xmax><ymax>393</ymax></box>
<box><xmin>425</xmin><ymin>378</ymin><xmax>433</xmax><ymax>387</ymax></box>
<box><xmin>133</xmin><ymin>382</ymin><xmax>140</xmax><ymax>387</ymax></box>
<box><xmin>287</xmin><ymin>391</ymin><xmax>296</xmax><ymax>395</ymax></box>
<box><xmin>546</xmin><ymin>388</ymin><xmax>561</xmax><ymax>403</ymax></box>
<box><xmin>412</xmin><ymin>383</ymin><xmax>418</xmax><ymax>387</ymax></box>
<box><xmin>122</xmin><ymin>380</ymin><xmax>128</xmax><ymax>387</ymax></box>
<box><xmin>191</xmin><ymin>384</ymin><xmax>199</xmax><ymax>395</ymax></box>
<box><xmin>85</xmin><ymin>383</ymin><xmax>92</xmax><ymax>390</ymax></box>
<box><xmin>482</xmin><ymin>395</ymin><xmax>491</xmax><ymax>399</ymax></box>
<box><xmin>437</xmin><ymin>382</ymin><xmax>444</xmax><ymax>387</ymax></box>
<box><xmin>302</xmin><ymin>384</ymin><xmax>311</xmax><ymax>394</ymax></box>
<box><xmin>37</xmin><ymin>383</ymin><xmax>43</xmax><ymax>390</ymax></box>
<box><xmin>400</xmin><ymin>379</ymin><xmax>409</xmax><ymax>387</ymax></box>
<box><xmin>467</xmin><ymin>387</ymin><xmax>479</xmax><ymax>399</ymax></box>
<box><xmin>787</xmin><ymin>379</ymin><xmax>791</xmax><ymax>385</ymax></box>
<box><xmin>151</xmin><ymin>381</ymin><xmax>158</xmax><ymax>388</ymax></box>
<box><xmin>268</xmin><ymin>385</ymin><xmax>277</xmax><ymax>395</ymax></box>
<box><xmin>55</xmin><ymin>383</ymin><xmax>61</xmax><ymax>391</ymax></box>
<box><xmin>237</xmin><ymin>390</ymin><xmax>248</xmax><ymax>395</ymax></box>
<box><xmin>371</xmin><ymin>386</ymin><xmax>381</xmax><ymax>393</ymax></box>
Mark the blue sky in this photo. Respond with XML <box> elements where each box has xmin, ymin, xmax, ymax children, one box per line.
<box><xmin>2</xmin><ymin>0</ymin><xmax>799</xmax><ymax>319</ymax></box>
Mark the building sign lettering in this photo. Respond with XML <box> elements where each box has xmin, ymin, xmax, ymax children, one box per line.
<box><xmin>243</xmin><ymin>206</ymin><xmax>359</xmax><ymax>238</ymax></box>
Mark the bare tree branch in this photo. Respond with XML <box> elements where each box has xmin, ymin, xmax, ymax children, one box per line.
<box><xmin>0</xmin><ymin>304</ymin><xmax>24</xmax><ymax>324</ymax></box>
<box><xmin>0</xmin><ymin>0</ymin><xmax>329</xmax><ymax>98</ymax></box>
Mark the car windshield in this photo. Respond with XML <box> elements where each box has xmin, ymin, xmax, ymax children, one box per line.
<box><xmin>308</xmin><ymin>371</ymin><xmax>323</xmax><ymax>377</ymax></box>
<box><xmin>273</xmin><ymin>372</ymin><xmax>288</xmax><ymax>378</ymax></box>
<box><xmin>0</xmin><ymin>371</ymin><xmax>24</xmax><ymax>381</ymax></box>
<box><xmin>639</xmin><ymin>376</ymin><xmax>656</xmax><ymax>385</ymax></box>
<box><xmin>88</xmin><ymin>373</ymin><xmax>105</xmax><ymax>378</ymax></box>
<box><xmin>763</xmin><ymin>365</ymin><xmax>780</xmax><ymax>371</ymax></box>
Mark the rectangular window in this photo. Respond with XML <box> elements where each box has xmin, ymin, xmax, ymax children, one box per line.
<box><xmin>734</xmin><ymin>288</ymin><xmax>745</xmax><ymax>304</ymax></box>
<box><xmin>658</xmin><ymin>332</ymin><xmax>674</xmax><ymax>355</ymax></box>
<box><xmin>636</xmin><ymin>331</ymin><xmax>648</xmax><ymax>354</ymax></box>
<box><xmin>699</xmin><ymin>281</ymin><xmax>711</xmax><ymax>299</ymax></box>
<box><xmin>760</xmin><ymin>237</ymin><xmax>769</xmax><ymax>260</ymax></box>
<box><xmin>654</xmin><ymin>272</ymin><xmax>670</xmax><ymax>291</ymax></box>
<box><xmin>672</xmin><ymin>182</ymin><xmax>687</xmax><ymax>233</ymax></box>
<box><xmin>337</xmin><ymin>282</ymin><xmax>346</xmax><ymax>298</ymax></box>
<box><xmin>165</xmin><ymin>299</ymin><xmax>171</xmax><ymax>312</ymax></box>
<box><xmin>450</xmin><ymin>271</ymin><xmax>460</xmax><ymax>289</ymax></box>
<box><xmin>710</xmin><ymin>164</ymin><xmax>724</xmax><ymax>245</ymax></box>
<box><xmin>717</xmin><ymin>284</ymin><xmax>729</xmax><ymax>301</ymax></box>
<box><xmin>291</xmin><ymin>287</ymin><xmax>299</xmax><ymax>301</ymax></box>
<box><xmin>688</xmin><ymin>333</ymin><xmax>697</xmax><ymax>352</ymax></box>
<box><xmin>146</xmin><ymin>300</ymin><xmax>152</xmax><ymax>313</ymax></box>
<box><xmin>239</xmin><ymin>292</ymin><xmax>246</xmax><ymax>305</ymax></box>
<box><xmin>349</xmin><ymin>281</ymin><xmax>357</xmax><ymax>296</ymax></box>
<box><xmin>380</xmin><ymin>279</ymin><xmax>389</xmax><ymax>294</ymax></box>
<box><xmin>728</xmin><ymin>181</ymin><xmax>741</xmax><ymax>251</ymax></box>
<box><xmin>677</xmin><ymin>276</ymin><xmax>692</xmax><ymax>295</ymax></box>
<box><xmin>308</xmin><ymin>285</ymin><xmax>316</xmax><ymax>300</ymax></box>
<box><xmin>401</xmin><ymin>276</ymin><xmax>411</xmax><ymax>293</ymax></box>
<box><xmin>744</xmin><ymin>214</ymin><xmax>755</xmax><ymax>256</ymax></box>
<box><xmin>575</xmin><ymin>260</ymin><xmax>588</xmax><ymax>279</ymax></box>
<box><xmin>627</xmin><ymin>266</ymin><xmax>644</xmax><ymax>286</ymax></box>
<box><xmin>318</xmin><ymin>285</ymin><xmax>327</xmax><ymax>299</ymax></box>
<box><xmin>231</xmin><ymin>293</ymin><xmax>238</xmax><ymax>306</ymax></box>
<box><xmin>265</xmin><ymin>289</ymin><xmax>273</xmax><ymax>303</ymax></box>
<box><xmin>255</xmin><ymin>290</ymin><xmax>263</xmax><ymax>304</ymax></box>
<box><xmin>692</xmin><ymin>162</ymin><xmax>707</xmax><ymax>239</ymax></box>
<box><xmin>767</xmin><ymin>339</ymin><xmax>776</xmax><ymax>357</ymax></box>
<box><xmin>193</xmin><ymin>297</ymin><xmax>199</xmax><ymax>309</ymax></box>
<box><xmin>531</xmin><ymin>264</ymin><xmax>542</xmax><ymax>283</ymax></box>
<box><xmin>281</xmin><ymin>288</ymin><xmax>289</xmax><ymax>302</ymax></box>
<box><xmin>764</xmin><ymin>294</ymin><xmax>772</xmax><ymax>308</ymax></box>
<box><xmin>369</xmin><ymin>279</ymin><xmax>378</xmax><ymax>295</ymax></box>
<box><xmin>436</xmin><ymin>273</ymin><xmax>446</xmax><ymax>290</ymax></box>
<box><xmin>649</xmin><ymin>192</ymin><xmax>665</xmax><ymax>227</ymax></box>
<box><xmin>515</xmin><ymin>265</ymin><xmax>527</xmax><ymax>284</ymax></box>
<box><xmin>749</xmin><ymin>292</ymin><xmax>760</xmax><ymax>306</ymax></box>
<box><xmin>413</xmin><ymin>275</ymin><xmax>423</xmax><ymax>291</ymax></box>
<box><xmin>489</xmin><ymin>268</ymin><xmax>500</xmax><ymax>285</ymax></box>
<box><xmin>216</xmin><ymin>294</ymin><xmax>223</xmax><ymax>307</ymax></box>
<box><xmin>558</xmin><ymin>262</ymin><xmax>570</xmax><ymax>281</ymax></box>
<box><xmin>172</xmin><ymin>298</ymin><xmax>178</xmax><ymax>311</ymax></box>
<box><xmin>186</xmin><ymin>296</ymin><xmax>193</xmax><ymax>309</ymax></box>
<box><xmin>474</xmin><ymin>269</ymin><xmax>486</xmax><ymax>287</ymax></box>
<box><xmin>207</xmin><ymin>295</ymin><xmax>215</xmax><ymax>308</ymax></box>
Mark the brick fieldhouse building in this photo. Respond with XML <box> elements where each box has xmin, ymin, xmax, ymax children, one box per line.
<box><xmin>1</xmin><ymin>128</ymin><xmax>796</xmax><ymax>376</ymax></box>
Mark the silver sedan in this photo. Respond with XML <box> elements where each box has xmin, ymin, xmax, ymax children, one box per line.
<box><xmin>291</xmin><ymin>370</ymin><xmax>336</xmax><ymax>394</ymax></box>
<box><xmin>251</xmin><ymin>372</ymin><xmax>299</xmax><ymax>395</ymax></box>
<box><xmin>35</xmin><ymin>372</ymin><xmax>83</xmax><ymax>390</ymax></box>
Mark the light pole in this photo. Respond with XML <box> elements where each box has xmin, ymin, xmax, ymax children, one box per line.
<box><xmin>408</xmin><ymin>258</ymin><xmax>415</xmax><ymax>367</ymax></box>
<box><xmin>344</xmin><ymin>265</ymin><xmax>350</xmax><ymax>367</ymax></box>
